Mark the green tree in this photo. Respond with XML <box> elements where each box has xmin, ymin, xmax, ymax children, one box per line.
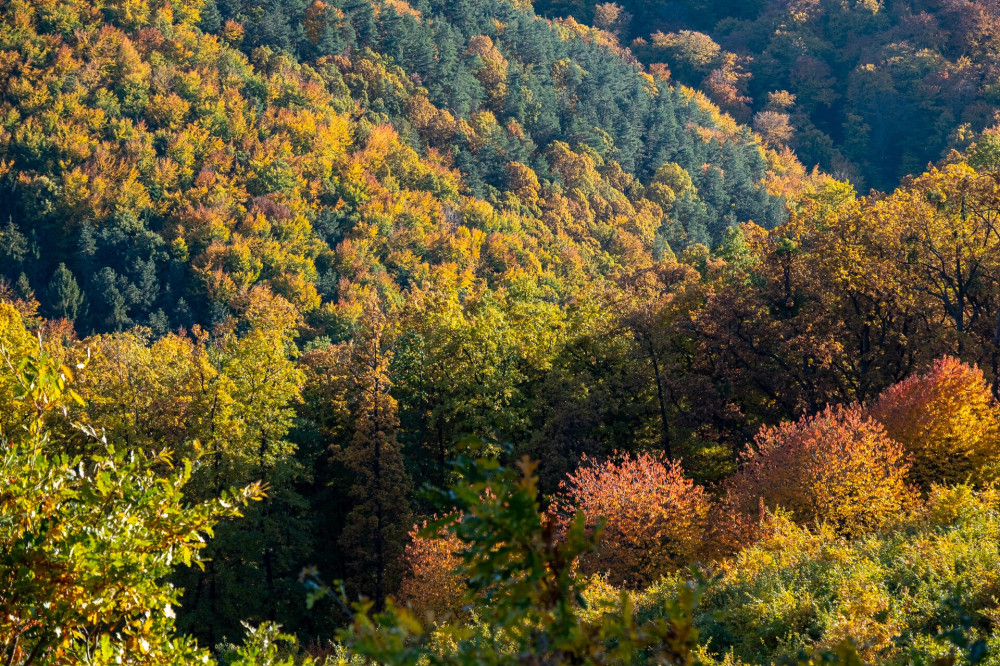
<box><xmin>45</xmin><ymin>262</ymin><xmax>85</xmax><ymax>322</ymax></box>
<box><xmin>0</xmin><ymin>328</ymin><xmax>259</xmax><ymax>663</ymax></box>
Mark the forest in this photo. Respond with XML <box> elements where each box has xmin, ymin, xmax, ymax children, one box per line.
<box><xmin>536</xmin><ymin>0</ymin><xmax>1000</xmax><ymax>190</ymax></box>
<box><xmin>4</xmin><ymin>0</ymin><xmax>1000</xmax><ymax>663</ymax></box>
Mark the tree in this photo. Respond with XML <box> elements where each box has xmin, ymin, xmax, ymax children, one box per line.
<box><xmin>0</xmin><ymin>303</ymin><xmax>40</xmax><ymax>436</ymax></box>
<box><xmin>611</xmin><ymin>260</ymin><xmax>708</xmax><ymax>463</ymax></box>
<box><xmin>555</xmin><ymin>451</ymin><xmax>711</xmax><ymax>587</ymax></box>
<box><xmin>396</xmin><ymin>518</ymin><xmax>465</xmax><ymax>620</ymax></box>
<box><xmin>703</xmin><ymin>53</ymin><xmax>752</xmax><ymax>121</ymax></box>
<box><xmin>753</xmin><ymin>110</ymin><xmax>794</xmax><ymax>147</ymax></box>
<box><xmin>724</xmin><ymin>404</ymin><xmax>915</xmax><ymax>543</ymax></box>
<box><xmin>0</xmin><ymin>324</ymin><xmax>258</xmax><ymax>663</ymax></box>
<box><xmin>969</xmin><ymin>130</ymin><xmax>1000</xmax><ymax>173</ymax></box>
<box><xmin>593</xmin><ymin>3</ymin><xmax>631</xmax><ymax>37</ymax></box>
<box><xmin>45</xmin><ymin>263</ymin><xmax>85</xmax><ymax>322</ymax></box>
<box><xmin>338</xmin><ymin>298</ymin><xmax>412</xmax><ymax>609</ymax></box>
<box><xmin>870</xmin><ymin>357</ymin><xmax>1000</xmax><ymax>489</ymax></box>
<box><xmin>392</xmin><ymin>281</ymin><xmax>564</xmax><ymax>487</ymax></box>
<box><xmin>646</xmin><ymin>31</ymin><xmax>722</xmax><ymax>80</ymax></box>
<box><xmin>879</xmin><ymin>165</ymin><xmax>1000</xmax><ymax>356</ymax></box>
<box><xmin>75</xmin><ymin>330</ymin><xmax>202</xmax><ymax>454</ymax></box>
<box><xmin>466</xmin><ymin>35</ymin><xmax>509</xmax><ymax>112</ymax></box>
<box><xmin>173</xmin><ymin>288</ymin><xmax>311</xmax><ymax>643</ymax></box>
<box><xmin>77</xmin><ymin>288</ymin><xmax>312</xmax><ymax>643</ymax></box>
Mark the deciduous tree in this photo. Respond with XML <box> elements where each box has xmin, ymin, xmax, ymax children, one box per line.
<box><xmin>724</xmin><ymin>404</ymin><xmax>915</xmax><ymax>543</ymax></box>
<box><xmin>556</xmin><ymin>451</ymin><xmax>711</xmax><ymax>587</ymax></box>
<box><xmin>871</xmin><ymin>357</ymin><xmax>1000</xmax><ymax>489</ymax></box>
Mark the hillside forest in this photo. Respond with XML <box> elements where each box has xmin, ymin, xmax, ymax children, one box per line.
<box><xmin>5</xmin><ymin>0</ymin><xmax>1000</xmax><ymax>663</ymax></box>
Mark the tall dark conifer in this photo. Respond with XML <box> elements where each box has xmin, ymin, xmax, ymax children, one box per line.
<box><xmin>46</xmin><ymin>263</ymin><xmax>85</xmax><ymax>322</ymax></box>
<box><xmin>338</xmin><ymin>298</ymin><xmax>412</xmax><ymax>609</ymax></box>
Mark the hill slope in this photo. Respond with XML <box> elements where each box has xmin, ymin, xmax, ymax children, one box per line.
<box><xmin>0</xmin><ymin>0</ymin><xmax>789</xmax><ymax>335</ymax></box>
<box><xmin>536</xmin><ymin>0</ymin><xmax>1000</xmax><ymax>191</ymax></box>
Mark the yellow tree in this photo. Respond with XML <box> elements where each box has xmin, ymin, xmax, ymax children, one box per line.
<box><xmin>803</xmin><ymin>180</ymin><xmax>926</xmax><ymax>403</ymax></box>
<box><xmin>466</xmin><ymin>35</ymin><xmax>509</xmax><ymax>111</ymax></box>
<box><xmin>179</xmin><ymin>288</ymin><xmax>308</xmax><ymax>642</ymax></box>
<box><xmin>78</xmin><ymin>288</ymin><xmax>309</xmax><ymax>642</ymax></box>
<box><xmin>393</xmin><ymin>272</ymin><xmax>564</xmax><ymax>486</ymax></box>
<box><xmin>0</xmin><ymin>302</ymin><xmax>42</xmax><ymax>436</ymax></box>
<box><xmin>76</xmin><ymin>331</ymin><xmax>201</xmax><ymax>454</ymax></box>
<box><xmin>876</xmin><ymin>165</ymin><xmax>1000</xmax><ymax>358</ymax></box>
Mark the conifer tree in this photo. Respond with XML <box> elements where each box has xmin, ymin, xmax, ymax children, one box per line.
<box><xmin>46</xmin><ymin>263</ymin><xmax>84</xmax><ymax>322</ymax></box>
<box><xmin>338</xmin><ymin>297</ymin><xmax>412</xmax><ymax>609</ymax></box>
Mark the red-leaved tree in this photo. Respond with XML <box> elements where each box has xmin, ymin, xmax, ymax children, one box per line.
<box><xmin>556</xmin><ymin>452</ymin><xmax>711</xmax><ymax>588</ymax></box>
<box><xmin>724</xmin><ymin>404</ymin><xmax>915</xmax><ymax>544</ymax></box>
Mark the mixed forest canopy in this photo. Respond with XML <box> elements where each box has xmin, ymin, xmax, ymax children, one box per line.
<box><xmin>5</xmin><ymin>0</ymin><xmax>1000</xmax><ymax>663</ymax></box>
<box><xmin>0</xmin><ymin>0</ymin><xmax>788</xmax><ymax>337</ymax></box>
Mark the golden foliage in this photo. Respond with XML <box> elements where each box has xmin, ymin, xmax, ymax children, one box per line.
<box><xmin>724</xmin><ymin>405</ymin><xmax>915</xmax><ymax>543</ymax></box>
<box><xmin>871</xmin><ymin>356</ymin><xmax>1000</xmax><ymax>489</ymax></box>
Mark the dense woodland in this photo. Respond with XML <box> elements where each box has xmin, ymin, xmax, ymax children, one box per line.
<box><xmin>5</xmin><ymin>0</ymin><xmax>1000</xmax><ymax>663</ymax></box>
<box><xmin>536</xmin><ymin>0</ymin><xmax>1000</xmax><ymax>191</ymax></box>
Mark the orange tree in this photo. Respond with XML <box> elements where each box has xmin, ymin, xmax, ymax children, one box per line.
<box><xmin>870</xmin><ymin>357</ymin><xmax>1000</xmax><ymax>489</ymax></box>
<box><xmin>396</xmin><ymin>518</ymin><xmax>465</xmax><ymax>621</ymax></box>
<box><xmin>555</xmin><ymin>451</ymin><xmax>711</xmax><ymax>588</ymax></box>
<box><xmin>723</xmin><ymin>404</ymin><xmax>915</xmax><ymax>543</ymax></box>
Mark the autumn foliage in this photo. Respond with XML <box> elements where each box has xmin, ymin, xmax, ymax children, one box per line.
<box><xmin>12</xmin><ymin>0</ymin><xmax>1000</xmax><ymax>656</ymax></box>
<box><xmin>396</xmin><ymin>519</ymin><xmax>465</xmax><ymax>620</ymax></box>
<box><xmin>724</xmin><ymin>405</ymin><xmax>915</xmax><ymax>541</ymax></box>
<box><xmin>870</xmin><ymin>357</ymin><xmax>1000</xmax><ymax>489</ymax></box>
<box><xmin>556</xmin><ymin>452</ymin><xmax>711</xmax><ymax>588</ymax></box>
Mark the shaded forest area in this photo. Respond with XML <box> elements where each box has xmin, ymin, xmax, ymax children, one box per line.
<box><xmin>537</xmin><ymin>0</ymin><xmax>1000</xmax><ymax>191</ymax></box>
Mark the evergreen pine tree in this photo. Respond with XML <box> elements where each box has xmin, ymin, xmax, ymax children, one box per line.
<box><xmin>198</xmin><ymin>0</ymin><xmax>223</xmax><ymax>33</ymax></box>
<box><xmin>46</xmin><ymin>263</ymin><xmax>85</xmax><ymax>322</ymax></box>
<box><xmin>14</xmin><ymin>272</ymin><xmax>33</xmax><ymax>302</ymax></box>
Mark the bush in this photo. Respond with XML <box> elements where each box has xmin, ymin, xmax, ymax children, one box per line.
<box><xmin>685</xmin><ymin>486</ymin><xmax>1000</xmax><ymax>664</ymax></box>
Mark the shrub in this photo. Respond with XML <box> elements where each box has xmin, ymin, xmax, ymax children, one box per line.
<box><xmin>686</xmin><ymin>486</ymin><xmax>1000</xmax><ymax>664</ymax></box>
